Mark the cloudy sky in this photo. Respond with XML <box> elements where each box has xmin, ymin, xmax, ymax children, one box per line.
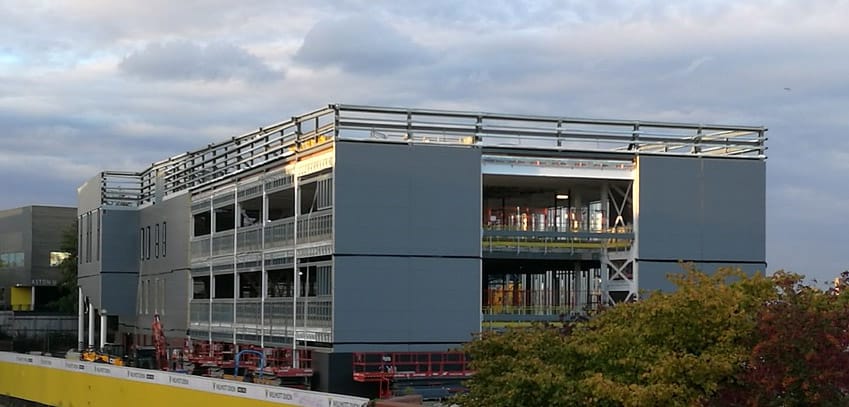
<box><xmin>1</xmin><ymin>0</ymin><xmax>847</xmax><ymax>281</ymax></box>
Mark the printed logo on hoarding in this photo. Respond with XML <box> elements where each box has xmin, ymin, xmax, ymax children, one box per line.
<box><xmin>237</xmin><ymin>387</ymin><xmax>247</xmax><ymax>394</ymax></box>
<box><xmin>40</xmin><ymin>359</ymin><xmax>52</xmax><ymax>366</ymax></box>
<box><xmin>169</xmin><ymin>376</ymin><xmax>189</xmax><ymax>385</ymax></box>
<box><xmin>128</xmin><ymin>371</ymin><xmax>153</xmax><ymax>380</ymax></box>
<box><xmin>94</xmin><ymin>366</ymin><xmax>111</xmax><ymax>374</ymax></box>
<box><xmin>265</xmin><ymin>389</ymin><xmax>294</xmax><ymax>401</ymax></box>
<box><xmin>214</xmin><ymin>383</ymin><xmax>237</xmax><ymax>393</ymax></box>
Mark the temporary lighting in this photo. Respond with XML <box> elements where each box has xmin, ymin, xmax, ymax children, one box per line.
<box><xmin>556</xmin><ymin>194</ymin><xmax>569</xmax><ymax>200</ymax></box>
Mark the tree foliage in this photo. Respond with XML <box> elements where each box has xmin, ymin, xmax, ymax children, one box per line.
<box><xmin>45</xmin><ymin>221</ymin><xmax>78</xmax><ymax>313</ymax></box>
<box><xmin>714</xmin><ymin>271</ymin><xmax>849</xmax><ymax>406</ymax></box>
<box><xmin>457</xmin><ymin>267</ymin><xmax>849</xmax><ymax>407</ymax></box>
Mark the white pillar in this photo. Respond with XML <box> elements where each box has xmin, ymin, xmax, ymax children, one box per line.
<box><xmin>208</xmin><ymin>194</ymin><xmax>214</xmax><ymax>354</ymax></box>
<box><xmin>99</xmin><ymin>310</ymin><xmax>108</xmax><ymax>350</ymax></box>
<box><xmin>87</xmin><ymin>301</ymin><xmax>95</xmax><ymax>348</ymax></box>
<box><xmin>260</xmin><ymin>180</ymin><xmax>267</xmax><ymax>348</ymax></box>
<box><xmin>233</xmin><ymin>185</ymin><xmax>239</xmax><ymax>346</ymax></box>
<box><xmin>77</xmin><ymin>289</ymin><xmax>84</xmax><ymax>350</ymax></box>
<box><xmin>292</xmin><ymin>172</ymin><xmax>299</xmax><ymax>369</ymax></box>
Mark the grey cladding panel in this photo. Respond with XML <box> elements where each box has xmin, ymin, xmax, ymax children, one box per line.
<box><xmin>637</xmin><ymin>156</ymin><xmax>765</xmax><ymax>263</ymax></box>
<box><xmin>101</xmin><ymin>273</ymin><xmax>138</xmax><ymax>317</ymax></box>
<box><xmin>334</xmin><ymin>141</ymin><xmax>481</xmax><ymax>257</ymax></box>
<box><xmin>701</xmin><ymin>159</ymin><xmax>766</xmax><ymax>261</ymax></box>
<box><xmin>637</xmin><ymin>157</ymin><xmax>702</xmax><ymax>260</ymax></box>
<box><xmin>333</xmin><ymin>256</ymin><xmax>480</xmax><ymax>350</ymax></box>
<box><xmin>101</xmin><ymin>210</ymin><xmax>139</xmax><ymax>274</ymax></box>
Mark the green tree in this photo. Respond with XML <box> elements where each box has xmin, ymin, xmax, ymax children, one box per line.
<box><xmin>458</xmin><ymin>266</ymin><xmax>776</xmax><ymax>407</ymax></box>
<box><xmin>45</xmin><ymin>222</ymin><xmax>78</xmax><ymax>313</ymax></box>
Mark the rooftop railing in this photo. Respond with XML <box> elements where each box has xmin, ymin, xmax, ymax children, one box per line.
<box><xmin>97</xmin><ymin>104</ymin><xmax>766</xmax><ymax>207</ymax></box>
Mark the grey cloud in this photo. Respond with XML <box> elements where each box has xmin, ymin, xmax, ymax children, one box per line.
<box><xmin>119</xmin><ymin>41</ymin><xmax>283</xmax><ymax>82</ymax></box>
<box><xmin>294</xmin><ymin>16</ymin><xmax>431</xmax><ymax>74</ymax></box>
<box><xmin>2</xmin><ymin>0</ymin><xmax>849</xmax><ymax>283</ymax></box>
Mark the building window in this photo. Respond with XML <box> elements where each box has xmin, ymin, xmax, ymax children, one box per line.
<box><xmin>162</xmin><ymin>221</ymin><xmax>167</xmax><ymax>257</ymax></box>
<box><xmin>155</xmin><ymin>224</ymin><xmax>160</xmax><ymax>258</ymax></box>
<box><xmin>239</xmin><ymin>271</ymin><xmax>261</xmax><ymax>298</ymax></box>
<box><xmin>146</xmin><ymin>226</ymin><xmax>151</xmax><ymax>260</ymax></box>
<box><xmin>213</xmin><ymin>274</ymin><xmax>234</xmax><ymax>299</ymax></box>
<box><xmin>49</xmin><ymin>251</ymin><xmax>70</xmax><ymax>267</ymax></box>
<box><xmin>192</xmin><ymin>276</ymin><xmax>210</xmax><ymax>299</ymax></box>
<box><xmin>215</xmin><ymin>204</ymin><xmax>235</xmax><ymax>232</ymax></box>
<box><xmin>139</xmin><ymin>228</ymin><xmax>144</xmax><ymax>261</ymax></box>
<box><xmin>0</xmin><ymin>252</ymin><xmax>24</xmax><ymax>268</ymax></box>
<box><xmin>193</xmin><ymin>213</ymin><xmax>211</xmax><ymax>237</ymax></box>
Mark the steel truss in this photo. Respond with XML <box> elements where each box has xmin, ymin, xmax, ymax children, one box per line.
<box><xmin>601</xmin><ymin>181</ymin><xmax>638</xmax><ymax>304</ymax></box>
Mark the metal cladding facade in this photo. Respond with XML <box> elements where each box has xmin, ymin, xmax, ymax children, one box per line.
<box><xmin>0</xmin><ymin>205</ymin><xmax>76</xmax><ymax>310</ymax></box>
<box><xmin>75</xmin><ymin>104</ymin><xmax>767</xmax><ymax>394</ymax></box>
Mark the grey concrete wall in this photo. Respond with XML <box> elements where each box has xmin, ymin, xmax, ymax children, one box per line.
<box><xmin>333</xmin><ymin>141</ymin><xmax>481</xmax><ymax>352</ymax></box>
<box><xmin>136</xmin><ymin>193</ymin><xmax>191</xmax><ymax>338</ymax></box>
<box><xmin>636</xmin><ymin>156</ymin><xmax>766</xmax><ymax>291</ymax></box>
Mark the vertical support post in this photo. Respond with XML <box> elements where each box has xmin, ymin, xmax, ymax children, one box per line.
<box><xmin>233</xmin><ymin>185</ymin><xmax>239</xmax><ymax>346</ymax></box>
<box><xmin>78</xmin><ymin>288</ymin><xmax>84</xmax><ymax>350</ymax></box>
<box><xmin>600</xmin><ymin>182</ymin><xmax>611</xmax><ymax>306</ymax></box>
<box><xmin>260</xmin><ymin>178</ymin><xmax>267</xmax><ymax>348</ymax></box>
<box><xmin>292</xmin><ymin>172</ymin><xmax>299</xmax><ymax>368</ymax></box>
<box><xmin>99</xmin><ymin>310</ymin><xmax>107</xmax><ymax>350</ymax></box>
<box><xmin>208</xmin><ymin>194</ymin><xmax>214</xmax><ymax>355</ymax></box>
<box><xmin>87</xmin><ymin>301</ymin><xmax>94</xmax><ymax>349</ymax></box>
<box><xmin>30</xmin><ymin>287</ymin><xmax>35</xmax><ymax>311</ymax></box>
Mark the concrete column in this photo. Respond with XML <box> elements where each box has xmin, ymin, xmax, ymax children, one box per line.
<box><xmin>87</xmin><ymin>301</ymin><xmax>94</xmax><ymax>348</ymax></box>
<box><xmin>77</xmin><ymin>289</ymin><xmax>84</xmax><ymax>350</ymax></box>
<box><xmin>99</xmin><ymin>310</ymin><xmax>108</xmax><ymax>350</ymax></box>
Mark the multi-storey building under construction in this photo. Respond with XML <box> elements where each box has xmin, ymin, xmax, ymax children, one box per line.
<box><xmin>76</xmin><ymin>104</ymin><xmax>766</xmax><ymax>396</ymax></box>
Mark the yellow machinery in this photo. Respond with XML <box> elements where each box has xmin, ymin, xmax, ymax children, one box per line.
<box><xmin>81</xmin><ymin>343</ymin><xmax>125</xmax><ymax>366</ymax></box>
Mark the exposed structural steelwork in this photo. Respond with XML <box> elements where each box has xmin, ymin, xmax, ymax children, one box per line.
<box><xmin>96</xmin><ymin>105</ymin><xmax>766</xmax><ymax>208</ymax></box>
<box><xmin>76</xmin><ymin>104</ymin><xmax>767</xmax><ymax>397</ymax></box>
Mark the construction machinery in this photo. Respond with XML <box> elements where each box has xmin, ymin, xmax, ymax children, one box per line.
<box><xmin>81</xmin><ymin>343</ymin><xmax>126</xmax><ymax>366</ymax></box>
<box><xmin>152</xmin><ymin>314</ymin><xmax>167</xmax><ymax>370</ymax></box>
